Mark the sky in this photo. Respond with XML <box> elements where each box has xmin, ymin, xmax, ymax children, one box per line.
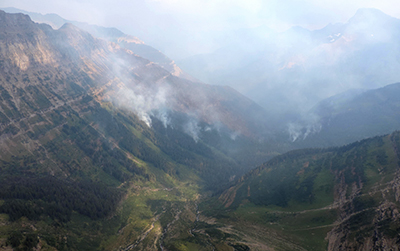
<box><xmin>2</xmin><ymin>0</ymin><xmax>400</xmax><ymax>59</ymax></box>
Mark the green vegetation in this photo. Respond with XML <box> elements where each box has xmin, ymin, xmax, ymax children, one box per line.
<box><xmin>0</xmin><ymin>176</ymin><xmax>121</xmax><ymax>222</ymax></box>
<box><xmin>0</xmin><ymin>72</ymin><xmax>251</xmax><ymax>250</ymax></box>
<box><xmin>2</xmin><ymin>12</ymin><xmax>400</xmax><ymax>250</ymax></box>
<box><xmin>196</xmin><ymin>132</ymin><xmax>400</xmax><ymax>250</ymax></box>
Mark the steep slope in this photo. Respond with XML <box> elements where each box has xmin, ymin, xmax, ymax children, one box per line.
<box><xmin>1</xmin><ymin>7</ymin><xmax>192</xmax><ymax>80</ymax></box>
<box><xmin>289</xmin><ymin>82</ymin><xmax>400</xmax><ymax>147</ymax></box>
<box><xmin>0</xmin><ymin>10</ymin><xmax>276</xmax><ymax>250</ymax></box>
<box><xmin>197</xmin><ymin>132</ymin><xmax>400</xmax><ymax>250</ymax></box>
<box><xmin>0</xmin><ymin>9</ymin><xmax>277</xmax><ymax>154</ymax></box>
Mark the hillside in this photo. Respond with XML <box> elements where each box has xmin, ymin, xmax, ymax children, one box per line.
<box><xmin>0</xmin><ymin>10</ymin><xmax>278</xmax><ymax>250</ymax></box>
<box><xmin>3</xmin><ymin>7</ymin><xmax>400</xmax><ymax>251</ymax></box>
<box><xmin>0</xmin><ymin>9</ymin><xmax>278</xmax><ymax>161</ymax></box>
<box><xmin>195</xmin><ymin>131</ymin><xmax>400</xmax><ymax>250</ymax></box>
<box><xmin>1</xmin><ymin>7</ymin><xmax>193</xmax><ymax>80</ymax></box>
<box><xmin>289</xmin><ymin>82</ymin><xmax>400</xmax><ymax>147</ymax></box>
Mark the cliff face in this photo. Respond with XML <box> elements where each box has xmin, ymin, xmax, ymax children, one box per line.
<box><xmin>0</xmin><ymin>10</ymin><xmax>273</xmax><ymax>145</ymax></box>
<box><xmin>0</xmin><ymin>12</ymin><xmax>56</xmax><ymax>71</ymax></box>
<box><xmin>327</xmin><ymin>202</ymin><xmax>400</xmax><ymax>251</ymax></box>
<box><xmin>326</xmin><ymin>134</ymin><xmax>400</xmax><ymax>251</ymax></box>
<box><xmin>0</xmin><ymin>11</ymin><xmax>279</xmax><ymax>250</ymax></box>
<box><xmin>218</xmin><ymin>132</ymin><xmax>400</xmax><ymax>250</ymax></box>
<box><xmin>1</xmin><ymin>7</ymin><xmax>193</xmax><ymax>80</ymax></box>
<box><xmin>0</xmin><ymin>9</ymin><xmax>283</xmax><ymax>196</ymax></box>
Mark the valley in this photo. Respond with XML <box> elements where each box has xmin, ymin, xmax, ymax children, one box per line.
<box><xmin>0</xmin><ymin>10</ymin><xmax>277</xmax><ymax>250</ymax></box>
<box><xmin>1</xmin><ymin>6</ymin><xmax>400</xmax><ymax>251</ymax></box>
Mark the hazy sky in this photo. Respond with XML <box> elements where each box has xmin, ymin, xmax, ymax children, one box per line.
<box><xmin>2</xmin><ymin>0</ymin><xmax>400</xmax><ymax>58</ymax></box>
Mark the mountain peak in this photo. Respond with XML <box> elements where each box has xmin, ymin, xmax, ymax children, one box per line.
<box><xmin>0</xmin><ymin>10</ymin><xmax>42</xmax><ymax>35</ymax></box>
<box><xmin>355</xmin><ymin>8</ymin><xmax>386</xmax><ymax>16</ymax></box>
<box><xmin>0</xmin><ymin>9</ymin><xmax>32</xmax><ymax>26</ymax></box>
<box><xmin>59</xmin><ymin>22</ymin><xmax>79</xmax><ymax>31</ymax></box>
<box><xmin>348</xmin><ymin>8</ymin><xmax>394</xmax><ymax>24</ymax></box>
<box><xmin>58</xmin><ymin>22</ymin><xmax>94</xmax><ymax>40</ymax></box>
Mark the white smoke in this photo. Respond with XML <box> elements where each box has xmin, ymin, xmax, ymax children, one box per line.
<box><xmin>183</xmin><ymin>119</ymin><xmax>201</xmax><ymax>142</ymax></box>
<box><xmin>287</xmin><ymin>113</ymin><xmax>322</xmax><ymax>142</ymax></box>
<box><xmin>230</xmin><ymin>131</ymin><xmax>241</xmax><ymax>140</ymax></box>
<box><xmin>155</xmin><ymin>108</ymin><xmax>171</xmax><ymax>128</ymax></box>
<box><xmin>303</xmin><ymin>122</ymin><xmax>322</xmax><ymax>139</ymax></box>
<box><xmin>115</xmin><ymin>85</ymin><xmax>169</xmax><ymax>127</ymax></box>
<box><xmin>288</xmin><ymin>122</ymin><xmax>303</xmax><ymax>142</ymax></box>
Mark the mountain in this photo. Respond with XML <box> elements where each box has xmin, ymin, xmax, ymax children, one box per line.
<box><xmin>0</xmin><ymin>9</ymin><xmax>278</xmax><ymax>146</ymax></box>
<box><xmin>178</xmin><ymin>8</ymin><xmax>400</xmax><ymax>117</ymax></box>
<box><xmin>0</xmin><ymin>10</ymin><xmax>280</xmax><ymax>250</ymax></box>
<box><xmin>198</xmin><ymin>131</ymin><xmax>400</xmax><ymax>250</ymax></box>
<box><xmin>0</xmin><ymin>7</ymin><xmax>194</xmax><ymax>80</ymax></box>
<box><xmin>288</xmin><ymin>82</ymin><xmax>400</xmax><ymax>147</ymax></box>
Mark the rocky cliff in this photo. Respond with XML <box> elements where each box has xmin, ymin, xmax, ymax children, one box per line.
<box><xmin>216</xmin><ymin>132</ymin><xmax>400</xmax><ymax>250</ymax></box>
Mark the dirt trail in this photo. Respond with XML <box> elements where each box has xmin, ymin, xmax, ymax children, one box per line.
<box><xmin>218</xmin><ymin>223</ymin><xmax>305</xmax><ymax>251</ymax></box>
<box><xmin>121</xmin><ymin>212</ymin><xmax>164</xmax><ymax>251</ymax></box>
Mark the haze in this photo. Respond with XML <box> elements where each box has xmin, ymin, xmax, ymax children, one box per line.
<box><xmin>2</xmin><ymin>0</ymin><xmax>400</xmax><ymax>59</ymax></box>
<box><xmin>3</xmin><ymin>0</ymin><xmax>400</xmax><ymax>142</ymax></box>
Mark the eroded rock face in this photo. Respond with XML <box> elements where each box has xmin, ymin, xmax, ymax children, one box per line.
<box><xmin>220</xmin><ymin>133</ymin><xmax>400</xmax><ymax>250</ymax></box>
<box><xmin>0</xmin><ymin>12</ymin><xmax>54</xmax><ymax>71</ymax></box>
<box><xmin>2</xmin><ymin>8</ymin><xmax>194</xmax><ymax>82</ymax></box>
<box><xmin>0</xmin><ymin>10</ymin><xmax>273</xmax><ymax>147</ymax></box>
<box><xmin>325</xmin><ymin>133</ymin><xmax>400</xmax><ymax>250</ymax></box>
<box><xmin>327</xmin><ymin>201</ymin><xmax>400</xmax><ymax>251</ymax></box>
<box><xmin>326</xmin><ymin>146</ymin><xmax>400</xmax><ymax>251</ymax></box>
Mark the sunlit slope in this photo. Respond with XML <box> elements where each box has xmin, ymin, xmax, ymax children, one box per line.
<box><xmin>0</xmin><ymin>10</ymin><xmax>279</xmax><ymax>250</ymax></box>
<box><xmin>0</xmin><ymin>79</ymin><xmax>238</xmax><ymax>250</ymax></box>
<box><xmin>0</xmin><ymin>9</ymin><xmax>279</xmax><ymax>173</ymax></box>
<box><xmin>1</xmin><ymin>7</ymin><xmax>191</xmax><ymax>79</ymax></box>
<box><xmin>205</xmin><ymin>132</ymin><xmax>400</xmax><ymax>250</ymax></box>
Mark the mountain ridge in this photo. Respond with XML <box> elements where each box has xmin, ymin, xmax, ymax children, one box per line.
<box><xmin>0</xmin><ymin>7</ymin><xmax>194</xmax><ymax>80</ymax></box>
<box><xmin>0</xmin><ymin>10</ymin><xmax>276</xmax><ymax>141</ymax></box>
<box><xmin>0</xmin><ymin>10</ymin><xmax>273</xmax><ymax>250</ymax></box>
<box><xmin>3</xmin><ymin>7</ymin><xmax>400</xmax><ymax>251</ymax></box>
<box><xmin>200</xmin><ymin>131</ymin><xmax>400</xmax><ymax>250</ymax></box>
<box><xmin>289</xmin><ymin>82</ymin><xmax>400</xmax><ymax>147</ymax></box>
<box><xmin>178</xmin><ymin>7</ymin><xmax>400</xmax><ymax>119</ymax></box>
